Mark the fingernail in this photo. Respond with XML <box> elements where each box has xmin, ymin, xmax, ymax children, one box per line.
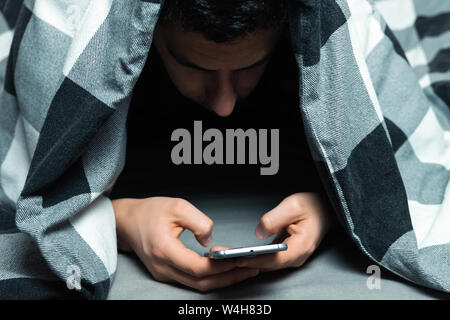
<box><xmin>255</xmin><ymin>226</ymin><xmax>270</xmax><ymax>240</ymax></box>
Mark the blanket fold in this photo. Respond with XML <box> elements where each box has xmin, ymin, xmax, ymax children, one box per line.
<box><xmin>0</xmin><ymin>0</ymin><xmax>449</xmax><ymax>299</ymax></box>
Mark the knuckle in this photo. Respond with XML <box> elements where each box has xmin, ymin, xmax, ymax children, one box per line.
<box><xmin>292</xmin><ymin>259</ymin><xmax>305</xmax><ymax>268</ymax></box>
<box><xmin>195</xmin><ymin>219</ymin><xmax>213</xmax><ymax>240</ymax></box>
<box><xmin>151</xmin><ymin>272</ymin><xmax>164</xmax><ymax>282</ymax></box>
<box><xmin>170</xmin><ymin>198</ymin><xmax>187</xmax><ymax>213</ymax></box>
<box><xmin>202</xmin><ymin>218</ymin><xmax>214</xmax><ymax>233</ymax></box>
<box><xmin>150</xmin><ymin>265</ymin><xmax>167</xmax><ymax>282</ymax></box>
<box><xmin>196</xmin><ymin>281</ymin><xmax>211</xmax><ymax>292</ymax></box>
<box><xmin>276</xmin><ymin>255</ymin><xmax>289</xmax><ymax>267</ymax></box>
<box><xmin>260</xmin><ymin>215</ymin><xmax>274</xmax><ymax>232</ymax></box>
<box><xmin>187</xmin><ymin>266</ymin><xmax>201</xmax><ymax>277</ymax></box>
<box><xmin>151</xmin><ymin>244</ymin><xmax>166</xmax><ymax>261</ymax></box>
<box><xmin>141</xmin><ymin>242</ymin><xmax>153</xmax><ymax>257</ymax></box>
<box><xmin>290</xmin><ymin>195</ymin><xmax>305</xmax><ymax>213</ymax></box>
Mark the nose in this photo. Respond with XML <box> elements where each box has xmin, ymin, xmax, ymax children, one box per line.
<box><xmin>206</xmin><ymin>71</ymin><xmax>237</xmax><ymax>117</ymax></box>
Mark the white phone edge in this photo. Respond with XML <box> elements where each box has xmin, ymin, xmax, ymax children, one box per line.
<box><xmin>204</xmin><ymin>243</ymin><xmax>288</xmax><ymax>259</ymax></box>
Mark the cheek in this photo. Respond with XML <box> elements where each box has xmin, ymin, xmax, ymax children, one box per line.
<box><xmin>164</xmin><ymin>64</ymin><xmax>206</xmax><ymax>103</ymax></box>
<box><xmin>234</xmin><ymin>68</ymin><xmax>267</xmax><ymax>97</ymax></box>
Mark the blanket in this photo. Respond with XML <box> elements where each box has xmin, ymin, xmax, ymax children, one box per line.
<box><xmin>0</xmin><ymin>0</ymin><xmax>449</xmax><ymax>299</ymax></box>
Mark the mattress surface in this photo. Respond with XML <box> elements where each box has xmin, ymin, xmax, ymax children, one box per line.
<box><xmin>108</xmin><ymin>191</ymin><xmax>450</xmax><ymax>300</ymax></box>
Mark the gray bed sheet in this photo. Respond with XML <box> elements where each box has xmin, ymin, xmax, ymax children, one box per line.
<box><xmin>107</xmin><ymin>191</ymin><xmax>450</xmax><ymax>300</ymax></box>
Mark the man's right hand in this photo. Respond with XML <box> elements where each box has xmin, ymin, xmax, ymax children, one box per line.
<box><xmin>111</xmin><ymin>197</ymin><xmax>260</xmax><ymax>292</ymax></box>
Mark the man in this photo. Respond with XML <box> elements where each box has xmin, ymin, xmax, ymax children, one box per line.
<box><xmin>109</xmin><ymin>0</ymin><xmax>336</xmax><ymax>292</ymax></box>
<box><xmin>1</xmin><ymin>0</ymin><xmax>448</xmax><ymax>299</ymax></box>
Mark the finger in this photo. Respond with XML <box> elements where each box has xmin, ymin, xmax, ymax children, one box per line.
<box><xmin>164</xmin><ymin>237</ymin><xmax>238</xmax><ymax>277</ymax></box>
<box><xmin>234</xmin><ymin>248</ymin><xmax>288</xmax><ymax>272</ymax></box>
<box><xmin>235</xmin><ymin>232</ymin><xmax>310</xmax><ymax>271</ymax></box>
<box><xmin>207</xmin><ymin>245</ymin><xmax>241</xmax><ymax>264</ymax></box>
<box><xmin>170</xmin><ymin>199</ymin><xmax>214</xmax><ymax>247</ymax></box>
<box><xmin>271</xmin><ymin>228</ymin><xmax>290</xmax><ymax>244</ymax></box>
<box><xmin>255</xmin><ymin>194</ymin><xmax>305</xmax><ymax>240</ymax></box>
<box><xmin>165</xmin><ymin>263</ymin><xmax>260</xmax><ymax>292</ymax></box>
<box><xmin>209</xmin><ymin>245</ymin><xmax>232</xmax><ymax>252</ymax></box>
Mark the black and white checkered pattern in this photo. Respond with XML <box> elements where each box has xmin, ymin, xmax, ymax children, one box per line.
<box><xmin>0</xmin><ymin>0</ymin><xmax>448</xmax><ymax>299</ymax></box>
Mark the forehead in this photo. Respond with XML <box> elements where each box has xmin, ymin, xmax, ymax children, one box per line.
<box><xmin>159</xmin><ymin>24</ymin><xmax>281</xmax><ymax>70</ymax></box>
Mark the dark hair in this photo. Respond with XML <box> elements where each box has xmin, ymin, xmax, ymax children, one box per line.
<box><xmin>158</xmin><ymin>0</ymin><xmax>289</xmax><ymax>43</ymax></box>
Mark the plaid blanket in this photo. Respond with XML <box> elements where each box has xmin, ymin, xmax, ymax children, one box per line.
<box><xmin>0</xmin><ymin>0</ymin><xmax>449</xmax><ymax>299</ymax></box>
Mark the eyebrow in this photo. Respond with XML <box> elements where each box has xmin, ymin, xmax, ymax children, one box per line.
<box><xmin>167</xmin><ymin>46</ymin><xmax>273</xmax><ymax>72</ymax></box>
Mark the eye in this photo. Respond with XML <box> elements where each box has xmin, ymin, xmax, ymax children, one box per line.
<box><xmin>179</xmin><ymin>62</ymin><xmax>215</xmax><ymax>73</ymax></box>
<box><xmin>235</xmin><ymin>64</ymin><xmax>265</xmax><ymax>77</ymax></box>
<box><xmin>238</xmin><ymin>66</ymin><xmax>261</xmax><ymax>73</ymax></box>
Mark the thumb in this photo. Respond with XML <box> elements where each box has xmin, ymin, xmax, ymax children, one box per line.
<box><xmin>171</xmin><ymin>199</ymin><xmax>214</xmax><ymax>247</ymax></box>
<box><xmin>255</xmin><ymin>196</ymin><xmax>301</xmax><ymax>240</ymax></box>
<box><xmin>209</xmin><ymin>245</ymin><xmax>232</xmax><ymax>253</ymax></box>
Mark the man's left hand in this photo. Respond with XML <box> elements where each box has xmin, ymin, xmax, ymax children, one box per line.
<box><xmin>210</xmin><ymin>192</ymin><xmax>336</xmax><ymax>272</ymax></box>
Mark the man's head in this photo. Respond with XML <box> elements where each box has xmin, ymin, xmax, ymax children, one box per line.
<box><xmin>153</xmin><ymin>0</ymin><xmax>288</xmax><ymax>117</ymax></box>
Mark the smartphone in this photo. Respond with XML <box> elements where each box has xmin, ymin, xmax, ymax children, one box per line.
<box><xmin>203</xmin><ymin>243</ymin><xmax>287</xmax><ymax>259</ymax></box>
